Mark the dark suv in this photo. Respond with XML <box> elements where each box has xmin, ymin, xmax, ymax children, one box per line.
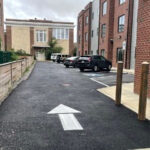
<box><xmin>77</xmin><ymin>55</ymin><xmax>112</xmax><ymax>72</ymax></box>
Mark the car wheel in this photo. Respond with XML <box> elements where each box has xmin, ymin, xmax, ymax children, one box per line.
<box><xmin>93</xmin><ymin>66</ymin><xmax>99</xmax><ymax>72</ymax></box>
<box><xmin>73</xmin><ymin>65</ymin><xmax>76</xmax><ymax>68</ymax></box>
<box><xmin>80</xmin><ymin>68</ymin><xmax>84</xmax><ymax>72</ymax></box>
<box><xmin>66</xmin><ymin>65</ymin><xmax>69</xmax><ymax>68</ymax></box>
<box><xmin>107</xmin><ymin>65</ymin><xmax>112</xmax><ymax>71</ymax></box>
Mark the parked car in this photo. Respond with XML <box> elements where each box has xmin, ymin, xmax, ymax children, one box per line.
<box><xmin>56</xmin><ymin>55</ymin><xmax>70</xmax><ymax>63</ymax></box>
<box><xmin>77</xmin><ymin>55</ymin><xmax>112</xmax><ymax>72</ymax></box>
<box><xmin>64</xmin><ymin>57</ymin><xmax>79</xmax><ymax>68</ymax></box>
<box><xmin>51</xmin><ymin>53</ymin><xmax>61</xmax><ymax>62</ymax></box>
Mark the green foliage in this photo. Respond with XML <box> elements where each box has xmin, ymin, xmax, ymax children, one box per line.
<box><xmin>45</xmin><ymin>37</ymin><xmax>63</xmax><ymax>60</ymax></box>
<box><xmin>15</xmin><ymin>49</ymin><xmax>31</xmax><ymax>56</ymax></box>
<box><xmin>24</xmin><ymin>67</ymin><xmax>29</xmax><ymax>74</ymax></box>
<box><xmin>73</xmin><ymin>47</ymin><xmax>77</xmax><ymax>56</ymax></box>
<box><xmin>10</xmin><ymin>52</ymin><xmax>19</xmax><ymax>61</ymax></box>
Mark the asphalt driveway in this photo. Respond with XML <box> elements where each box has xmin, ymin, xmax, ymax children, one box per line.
<box><xmin>0</xmin><ymin>62</ymin><xmax>150</xmax><ymax>150</ymax></box>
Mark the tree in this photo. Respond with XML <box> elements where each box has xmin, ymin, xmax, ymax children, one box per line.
<box><xmin>45</xmin><ymin>37</ymin><xmax>63</xmax><ymax>60</ymax></box>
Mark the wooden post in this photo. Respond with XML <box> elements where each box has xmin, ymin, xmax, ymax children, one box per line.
<box><xmin>138</xmin><ymin>62</ymin><xmax>149</xmax><ymax>120</ymax></box>
<box><xmin>115</xmin><ymin>61</ymin><xmax>123</xmax><ymax>106</ymax></box>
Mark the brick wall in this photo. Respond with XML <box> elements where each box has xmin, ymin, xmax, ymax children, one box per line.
<box><xmin>134</xmin><ymin>0</ymin><xmax>150</xmax><ymax>97</ymax></box>
<box><xmin>69</xmin><ymin>29</ymin><xmax>74</xmax><ymax>56</ymax></box>
<box><xmin>6</xmin><ymin>26</ymin><xmax>12</xmax><ymax>51</ymax></box>
<box><xmin>99</xmin><ymin>0</ymin><xmax>115</xmax><ymax>61</ymax></box>
<box><xmin>77</xmin><ymin>2</ymin><xmax>92</xmax><ymax>56</ymax></box>
<box><xmin>77</xmin><ymin>10</ymin><xmax>85</xmax><ymax>56</ymax></box>
<box><xmin>112</xmin><ymin>0</ymin><xmax>134</xmax><ymax>69</ymax></box>
<box><xmin>0</xmin><ymin>57</ymin><xmax>34</xmax><ymax>104</ymax></box>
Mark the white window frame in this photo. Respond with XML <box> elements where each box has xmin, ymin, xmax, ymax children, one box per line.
<box><xmin>118</xmin><ymin>15</ymin><xmax>125</xmax><ymax>32</ymax></box>
<box><xmin>85</xmin><ymin>32</ymin><xmax>88</xmax><ymax>41</ymax></box>
<box><xmin>85</xmin><ymin>16</ymin><xmax>88</xmax><ymax>25</ymax></box>
<box><xmin>120</xmin><ymin>0</ymin><xmax>126</xmax><ymax>5</ymax></box>
<box><xmin>103</xmin><ymin>1</ymin><xmax>107</xmax><ymax>16</ymax></box>
<box><xmin>52</xmin><ymin>28</ymin><xmax>69</xmax><ymax>40</ymax></box>
<box><xmin>36</xmin><ymin>30</ymin><xmax>46</xmax><ymax>42</ymax></box>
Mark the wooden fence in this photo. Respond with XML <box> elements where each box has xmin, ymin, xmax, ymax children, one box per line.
<box><xmin>0</xmin><ymin>56</ymin><xmax>34</xmax><ymax>104</ymax></box>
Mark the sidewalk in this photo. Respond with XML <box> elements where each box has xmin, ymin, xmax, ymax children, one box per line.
<box><xmin>111</xmin><ymin>67</ymin><xmax>135</xmax><ymax>74</ymax></box>
<box><xmin>97</xmin><ymin>83</ymin><xmax>150</xmax><ymax>120</ymax></box>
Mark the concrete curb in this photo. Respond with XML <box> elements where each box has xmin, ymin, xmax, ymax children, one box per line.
<box><xmin>0</xmin><ymin>61</ymin><xmax>36</xmax><ymax>106</ymax></box>
<box><xmin>111</xmin><ymin>67</ymin><xmax>135</xmax><ymax>74</ymax></box>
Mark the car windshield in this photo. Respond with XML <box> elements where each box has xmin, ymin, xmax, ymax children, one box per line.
<box><xmin>67</xmin><ymin>57</ymin><xmax>77</xmax><ymax>60</ymax></box>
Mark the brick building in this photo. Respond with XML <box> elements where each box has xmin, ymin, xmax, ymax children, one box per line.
<box><xmin>99</xmin><ymin>0</ymin><xmax>115</xmax><ymax>61</ymax></box>
<box><xmin>134</xmin><ymin>0</ymin><xmax>150</xmax><ymax>97</ymax></box>
<box><xmin>77</xmin><ymin>2</ymin><xmax>92</xmax><ymax>56</ymax></box>
<box><xmin>5</xmin><ymin>19</ymin><xmax>74</xmax><ymax>61</ymax></box>
<box><xmin>112</xmin><ymin>0</ymin><xmax>134</xmax><ymax>69</ymax></box>
<box><xmin>0</xmin><ymin>0</ymin><xmax>4</xmax><ymax>50</ymax></box>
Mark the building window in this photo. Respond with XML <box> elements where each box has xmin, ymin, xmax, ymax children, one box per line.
<box><xmin>92</xmin><ymin>12</ymin><xmax>94</xmax><ymax>20</ymax></box>
<box><xmin>103</xmin><ymin>1</ymin><xmax>107</xmax><ymax>16</ymax></box>
<box><xmin>36</xmin><ymin>30</ymin><xmax>46</xmax><ymax>42</ymax></box>
<box><xmin>97</xmin><ymin>28</ymin><xmax>99</xmax><ymax>36</ymax></box>
<box><xmin>101</xmin><ymin>49</ymin><xmax>105</xmax><ymax>57</ymax></box>
<box><xmin>118</xmin><ymin>15</ymin><xmax>125</xmax><ymax>32</ymax></box>
<box><xmin>85</xmin><ymin>51</ymin><xmax>88</xmax><ymax>55</ymax></box>
<box><xmin>78</xmin><ymin>35</ymin><xmax>81</xmax><ymax>44</ymax></box>
<box><xmin>117</xmin><ymin>48</ymin><xmax>124</xmax><ymax>61</ymax></box>
<box><xmin>92</xmin><ymin>30</ymin><xmax>94</xmax><ymax>37</ymax></box>
<box><xmin>85</xmin><ymin>32</ymin><xmax>88</xmax><ymax>41</ymax></box>
<box><xmin>101</xmin><ymin>24</ymin><xmax>106</xmax><ymax>38</ymax></box>
<box><xmin>91</xmin><ymin>51</ymin><xmax>93</xmax><ymax>55</ymax></box>
<box><xmin>85</xmin><ymin>16</ymin><xmax>88</xmax><ymax>26</ymax></box>
<box><xmin>52</xmin><ymin>28</ymin><xmax>69</xmax><ymax>40</ymax></box>
<box><xmin>79</xmin><ymin>22</ymin><xmax>81</xmax><ymax>30</ymax></box>
<box><xmin>120</xmin><ymin>0</ymin><xmax>126</xmax><ymax>5</ymax></box>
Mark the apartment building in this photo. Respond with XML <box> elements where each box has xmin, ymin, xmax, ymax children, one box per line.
<box><xmin>99</xmin><ymin>0</ymin><xmax>115</xmax><ymax>61</ymax></box>
<box><xmin>91</xmin><ymin>0</ymin><xmax>100</xmax><ymax>55</ymax></box>
<box><xmin>134</xmin><ymin>0</ymin><xmax>150</xmax><ymax>97</ymax></box>
<box><xmin>112</xmin><ymin>0</ymin><xmax>134</xmax><ymax>69</ymax></box>
<box><xmin>0</xmin><ymin>0</ymin><xmax>4</xmax><ymax>50</ymax></box>
<box><xmin>77</xmin><ymin>2</ymin><xmax>92</xmax><ymax>56</ymax></box>
<box><xmin>5</xmin><ymin>19</ymin><xmax>74</xmax><ymax>61</ymax></box>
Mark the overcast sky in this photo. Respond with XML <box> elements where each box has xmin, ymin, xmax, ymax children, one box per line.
<box><xmin>4</xmin><ymin>0</ymin><xmax>92</xmax><ymax>42</ymax></box>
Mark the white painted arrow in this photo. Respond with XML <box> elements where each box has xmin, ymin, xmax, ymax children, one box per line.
<box><xmin>47</xmin><ymin>104</ymin><xmax>83</xmax><ymax>131</ymax></box>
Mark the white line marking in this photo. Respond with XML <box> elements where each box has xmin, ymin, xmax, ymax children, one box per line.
<box><xmin>90</xmin><ymin>78</ymin><xmax>109</xmax><ymax>87</ymax></box>
<box><xmin>129</xmin><ymin>148</ymin><xmax>150</xmax><ymax>150</ymax></box>
<box><xmin>47</xmin><ymin>104</ymin><xmax>81</xmax><ymax>114</ymax></box>
<box><xmin>59</xmin><ymin>114</ymin><xmax>83</xmax><ymax>131</ymax></box>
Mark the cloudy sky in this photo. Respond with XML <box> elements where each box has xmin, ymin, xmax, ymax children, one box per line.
<box><xmin>4</xmin><ymin>0</ymin><xmax>92</xmax><ymax>42</ymax></box>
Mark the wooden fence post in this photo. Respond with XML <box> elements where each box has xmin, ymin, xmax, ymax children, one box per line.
<box><xmin>115</xmin><ymin>61</ymin><xmax>123</xmax><ymax>106</ymax></box>
<box><xmin>138</xmin><ymin>62</ymin><xmax>149</xmax><ymax>120</ymax></box>
<box><xmin>10</xmin><ymin>63</ymin><xmax>13</xmax><ymax>85</ymax></box>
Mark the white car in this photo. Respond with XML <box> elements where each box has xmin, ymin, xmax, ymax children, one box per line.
<box><xmin>51</xmin><ymin>53</ymin><xmax>62</xmax><ymax>62</ymax></box>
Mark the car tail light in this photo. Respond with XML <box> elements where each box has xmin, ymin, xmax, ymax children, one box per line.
<box><xmin>70</xmin><ymin>60</ymin><xmax>73</xmax><ymax>63</ymax></box>
<box><xmin>88</xmin><ymin>58</ymin><xmax>91</xmax><ymax>62</ymax></box>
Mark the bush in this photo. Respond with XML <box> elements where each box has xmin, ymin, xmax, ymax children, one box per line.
<box><xmin>15</xmin><ymin>49</ymin><xmax>31</xmax><ymax>56</ymax></box>
<box><xmin>10</xmin><ymin>52</ymin><xmax>19</xmax><ymax>61</ymax></box>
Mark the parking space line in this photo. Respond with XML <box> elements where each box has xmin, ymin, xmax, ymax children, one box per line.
<box><xmin>90</xmin><ymin>78</ymin><xmax>109</xmax><ymax>87</ymax></box>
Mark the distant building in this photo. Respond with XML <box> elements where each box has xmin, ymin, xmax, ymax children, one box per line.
<box><xmin>91</xmin><ymin>0</ymin><xmax>100</xmax><ymax>55</ymax></box>
<box><xmin>5</xmin><ymin>19</ymin><xmax>74</xmax><ymax>60</ymax></box>
<box><xmin>0</xmin><ymin>0</ymin><xmax>4</xmax><ymax>50</ymax></box>
<box><xmin>134</xmin><ymin>0</ymin><xmax>150</xmax><ymax>97</ymax></box>
<box><xmin>77</xmin><ymin>2</ymin><xmax>92</xmax><ymax>56</ymax></box>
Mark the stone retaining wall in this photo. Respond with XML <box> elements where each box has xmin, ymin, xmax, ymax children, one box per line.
<box><xmin>0</xmin><ymin>56</ymin><xmax>34</xmax><ymax>104</ymax></box>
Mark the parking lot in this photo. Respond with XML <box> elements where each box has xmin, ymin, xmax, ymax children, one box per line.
<box><xmin>62</xmin><ymin>64</ymin><xmax>134</xmax><ymax>88</ymax></box>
